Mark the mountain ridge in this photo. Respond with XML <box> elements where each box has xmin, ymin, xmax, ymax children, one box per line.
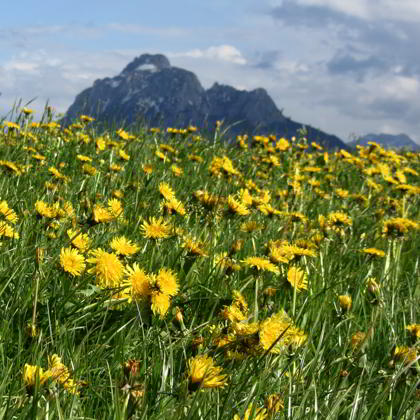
<box><xmin>64</xmin><ymin>53</ymin><xmax>347</xmax><ymax>149</ymax></box>
<box><xmin>348</xmin><ymin>133</ymin><xmax>420</xmax><ymax>151</ymax></box>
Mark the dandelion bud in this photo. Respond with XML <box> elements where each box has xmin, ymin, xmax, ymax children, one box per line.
<box><xmin>339</xmin><ymin>295</ymin><xmax>352</xmax><ymax>311</ymax></box>
<box><xmin>122</xmin><ymin>359</ymin><xmax>141</xmax><ymax>379</ymax></box>
<box><xmin>263</xmin><ymin>287</ymin><xmax>277</xmax><ymax>297</ymax></box>
<box><xmin>351</xmin><ymin>331</ymin><xmax>366</xmax><ymax>350</ymax></box>
<box><xmin>175</xmin><ymin>306</ymin><xmax>183</xmax><ymax>323</ymax></box>
<box><xmin>367</xmin><ymin>277</ymin><xmax>380</xmax><ymax>294</ymax></box>
<box><xmin>174</xmin><ymin>307</ymin><xmax>187</xmax><ymax>332</ymax></box>
<box><xmin>35</xmin><ymin>247</ymin><xmax>44</xmax><ymax>267</ymax></box>
<box><xmin>230</xmin><ymin>239</ymin><xmax>244</xmax><ymax>254</ymax></box>
<box><xmin>192</xmin><ymin>336</ymin><xmax>204</xmax><ymax>350</ymax></box>
<box><xmin>26</xmin><ymin>322</ymin><xmax>38</xmax><ymax>338</ymax></box>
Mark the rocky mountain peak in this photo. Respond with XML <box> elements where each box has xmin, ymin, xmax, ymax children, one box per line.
<box><xmin>63</xmin><ymin>53</ymin><xmax>348</xmax><ymax>149</ymax></box>
<box><xmin>120</xmin><ymin>54</ymin><xmax>171</xmax><ymax>75</ymax></box>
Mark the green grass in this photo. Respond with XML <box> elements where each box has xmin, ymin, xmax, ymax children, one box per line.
<box><xmin>0</xmin><ymin>108</ymin><xmax>419</xmax><ymax>419</ymax></box>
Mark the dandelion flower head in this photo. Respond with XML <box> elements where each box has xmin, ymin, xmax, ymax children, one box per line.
<box><xmin>87</xmin><ymin>248</ymin><xmax>124</xmax><ymax>288</ymax></box>
<box><xmin>60</xmin><ymin>247</ymin><xmax>85</xmax><ymax>277</ymax></box>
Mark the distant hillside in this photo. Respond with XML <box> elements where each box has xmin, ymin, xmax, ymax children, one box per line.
<box><xmin>63</xmin><ymin>53</ymin><xmax>347</xmax><ymax>149</ymax></box>
<box><xmin>348</xmin><ymin>133</ymin><xmax>420</xmax><ymax>151</ymax></box>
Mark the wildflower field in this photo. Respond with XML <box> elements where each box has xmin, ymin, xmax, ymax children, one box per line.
<box><xmin>0</xmin><ymin>107</ymin><xmax>419</xmax><ymax>419</ymax></box>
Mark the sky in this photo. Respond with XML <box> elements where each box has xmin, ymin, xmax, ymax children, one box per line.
<box><xmin>2</xmin><ymin>0</ymin><xmax>420</xmax><ymax>144</ymax></box>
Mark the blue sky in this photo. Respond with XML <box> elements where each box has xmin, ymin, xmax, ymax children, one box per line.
<box><xmin>2</xmin><ymin>0</ymin><xmax>420</xmax><ymax>143</ymax></box>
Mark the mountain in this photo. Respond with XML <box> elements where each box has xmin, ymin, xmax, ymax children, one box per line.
<box><xmin>63</xmin><ymin>53</ymin><xmax>347</xmax><ymax>149</ymax></box>
<box><xmin>348</xmin><ymin>133</ymin><xmax>420</xmax><ymax>151</ymax></box>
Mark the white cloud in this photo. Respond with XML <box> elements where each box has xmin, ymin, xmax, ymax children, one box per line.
<box><xmin>382</xmin><ymin>76</ymin><xmax>419</xmax><ymax>101</ymax></box>
<box><xmin>0</xmin><ymin>49</ymin><xmax>133</xmax><ymax>116</ymax></box>
<box><xmin>295</xmin><ymin>0</ymin><xmax>420</xmax><ymax>21</ymax></box>
<box><xmin>171</xmin><ymin>45</ymin><xmax>247</xmax><ymax>65</ymax></box>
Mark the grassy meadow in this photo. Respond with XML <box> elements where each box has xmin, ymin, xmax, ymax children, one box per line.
<box><xmin>0</xmin><ymin>106</ymin><xmax>419</xmax><ymax>419</ymax></box>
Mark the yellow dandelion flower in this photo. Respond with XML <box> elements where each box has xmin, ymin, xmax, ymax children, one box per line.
<box><xmin>0</xmin><ymin>160</ymin><xmax>23</xmax><ymax>175</ymax></box>
<box><xmin>32</xmin><ymin>153</ymin><xmax>46</xmax><ymax>162</ymax></box>
<box><xmin>259</xmin><ymin>311</ymin><xmax>307</xmax><ymax>353</ymax></box>
<box><xmin>276</xmin><ymin>137</ymin><xmax>290</xmax><ymax>151</ymax></box>
<box><xmin>60</xmin><ymin>247</ymin><xmax>85</xmax><ymax>277</ymax></box>
<box><xmin>82</xmin><ymin>163</ymin><xmax>97</xmax><ymax>175</ymax></box>
<box><xmin>284</xmin><ymin>211</ymin><xmax>308</xmax><ymax>224</ymax></box>
<box><xmin>395</xmin><ymin>184</ymin><xmax>420</xmax><ymax>195</ymax></box>
<box><xmin>240</xmin><ymin>220</ymin><xmax>264</xmax><ymax>233</ymax></box>
<box><xmin>155</xmin><ymin>150</ymin><xmax>169</xmax><ymax>162</ymax></box>
<box><xmin>140</xmin><ymin>216</ymin><xmax>171</xmax><ymax>239</ymax></box>
<box><xmin>23</xmin><ymin>364</ymin><xmax>51</xmax><ymax>392</ymax></box>
<box><xmin>258</xmin><ymin>203</ymin><xmax>282</xmax><ymax>216</ymax></box>
<box><xmin>0</xmin><ymin>200</ymin><xmax>18</xmax><ymax>224</ymax></box>
<box><xmin>92</xmin><ymin>204</ymin><xmax>114</xmax><ymax>223</ymax></box>
<box><xmin>382</xmin><ymin>217</ymin><xmax>419</xmax><ymax>237</ymax></box>
<box><xmin>214</xmin><ymin>252</ymin><xmax>241</xmax><ymax>273</ymax></box>
<box><xmin>22</xmin><ymin>107</ymin><xmax>34</xmax><ymax>115</ymax></box>
<box><xmin>35</xmin><ymin>200</ymin><xmax>57</xmax><ymax>218</ymax></box>
<box><xmin>328</xmin><ymin>211</ymin><xmax>352</xmax><ymax>227</ymax></box>
<box><xmin>220</xmin><ymin>304</ymin><xmax>247</xmax><ymax>322</ymax></box>
<box><xmin>393</xmin><ymin>346</ymin><xmax>417</xmax><ymax>365</ymax></box>
<box><xmin>155</xmin><ymin>268</ymin><xmax>179</xmax><ymax>296</ymax></box>
<box><xmin>48</xmin><ymin>354</ymin><xmax>70</xmax><ymax>384</ymax></box>
<box><xmin>234</xmin><ymin>403</ymin><xmax>268</xmax><ymax>420</ymax></box>
<box><xmin>118</xmin><ymin>149</ymin><xmax>130</xmax><ymax>161</ymax></box>
<box><xmin>124</xmin><ymin>263</ymin><xmax>150</xmax><ymax>300</ymax></box>
<box><xmin>361</xmin><ymin>247</ymin><xmax>385</xmax><ymax>257</ymax></box>
<box><xmin>405</xmin><ymin>324</ymin><xmax>420</xmax><ymax>339</ymax></box>
<box><xmin>0</xmin><ymin>221</ymin><xmax>19</xmax><ymax>239</ymax></box>
<box><xmin>80</xmin><ymin>114</ymin><xmax>94</xmax><ymax>122</ymax></box>
<box><xmin>242</xmin><ymin>256</ymin><xmax>279</xmax><ymax>274</ymax></box>
<box><xmin>110</xmin><ymin>236</ymin><xmax>139</xmax><ymax>256</ymax></box>
<box><xmin>265</xmin><ymin>393</ymin><xmax>284</xmax><ymax>414</ymax></box>
<box><xmin>159</xmin><ymin>182</ymin><xmax>175</xmax><ymax>200</ymax></box>
<box><xmin>96</xmin><ymin>137</ymin><xmax>106</xmax><ymax>151</ymax></box>
<box><xmin>163</xmin><ymin>198</ymin><xmax>186</xmax><ymax>216</ymax></box>
<box><xmin>48</xmin><ymin>166</ymin><xmax>69</xmax><ymax>182</ymax></box>
<box><xmin>171</xmin><ymin>164</ymin><xmax>183</xmax><ymax>176</ymax></box>
<box><xmin>269</xmin><ymin>246</ymin><xmax>290</xmax><ymax>264</ymax></box>
<box><xmin>194</xmin><ymin>190</ymin><xmax>222</xmax><ymax>208</ymax></box>
<box><xmin>182</xmin><ymin>236</ymin><xmax>208</xmax><ymax>257</ymax></box>
<box><xmin>150</xmin><ymin>290</ymin><xmax>171</xmax><ymax>318</ymax></box>
<box><xmin>110</xmin><ymin>163</ymin><xmax>123</xmax><ymax>172</ymax></box>
<box><xmin>108</xmin><ymin>198</ymin><xmax>123</xmax><ymax>218</ymax></box>
<box><xmin>67</xmin><ymin>229</ymin><xmax>91</xmax><ymax>252</ymax></box>
<box><xmin>76</xmin><ymin>154</ymin><xmax>92</xmax><ymax>162</ymax></box>
<box><xmin>188</xmin><ymin>154</ymin><xmax>204</xmax><ymax>163</ymax></box>
<box><xmin>238</xmin><ymin>188</ymin><xmax>253</xmax><ymax>207</ymax></box>
<box><xmin>221</xmin><ymin>155</ymin><xmax>240</xmax><ymax>176</ymax></box>
<box><xmin>187</xmin><ymin>354</ymin><xmax>228</xmax><ymax>391</ymax></box>
<box><xmin>232</xmin><ymin>290</ymin><xmax>248</xmax><ymax>313</ymax></box>
<box><xmin>160</xmin><ymin>143</ymin><xmax>176</xmax><ymax>153</ymax></box>
<box><xmin>116</xmin><ymin>128</ymin><xmax>130</xmax><ymax>140</ymax></box>
<box><xmin>87</xmin><ymin>249</ymin><xmax>124</xmax><ymax>288</ymax></box>
<box><xmin>227</xmin><ymin>195</ymin><xmax>250</xmax><ymax>216</ymax></box>
<box><xmin>287</xmin><ymin>266</ymin><xmax>308</xmax><ymax>292</ymax></box>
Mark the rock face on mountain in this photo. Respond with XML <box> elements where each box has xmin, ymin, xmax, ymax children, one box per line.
<box><xmin>64</xmin><ymin>53</ymin><xmax>346</xmax><ymax>148</ymax></box>
<box><xmin>348</xmin><ymin>133</ymin><xmax>420</xmax><ymax>151</ymax></box>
